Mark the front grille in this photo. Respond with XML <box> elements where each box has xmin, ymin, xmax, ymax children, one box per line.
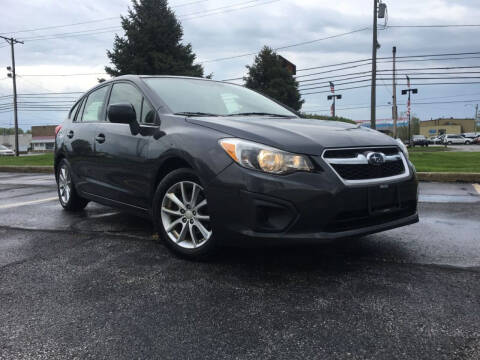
<box><xmin>323</xmin><ymin>147</ymin><xmax>399</xmax><ymax>158</ymax></box>
<box><xmin>331</xmin><ymin>160</ymin><xmax>405</xmax><ymax>180</ymax></box>
<box><xmin>322</xmin><ymin>146</ymin><xmax>408</xmax><ymax>183</ymax></box>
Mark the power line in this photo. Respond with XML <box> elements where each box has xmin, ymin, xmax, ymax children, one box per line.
<box><xmin>201</xmin><ymin>27</ymin><xmax>370</xmax><ymax>63</ymax></box>
<box><xmin>0</xmin><ymin>18</ymin><xmax>119</xmax><ymax>36</ymax></box>
<box><xmin>179</xmin><ymin>0</ymin><xmax>267</xmax><ymax>17</ymax></box>
<box><xmin>300</xmin><ymin>80</ymin><xmax>480</xmax><ymax>96</ymax></box>
<box><xmin>173</xmin><ymin>0</ymin><xmax>209</xmax><ymax>8</ymax></box>
<box><xmin>299</xmin><ymin>72</ymin><xmax>480</xmax><ymax>88</ymax></box>
<box><xmin>18</xmin><ymin>0</ymin><xmax>279</xmax><ymax>42</ymax></box>
<box><xmin>223</xmin><ymin>53</ymin><xmax>480</xmax><ymax>82</ymax></box>
<box><xmin>387</xmin><ymin>24</ymin><xmax>480</xmax><ymax>28</ymax></box>
<box><xmin>303</xmin><ymin>99</ymin><xmax>480</xmax><ymax>112</ymax></box>
<box><xmin>0</xmin><ymin>1</ymin><xmax>210</xmax><ymax>36</ymax></box>
<box><xmin>18</xmin><ymin>72</ymin><xmax>108</xmax><ymax>77</ymax></box>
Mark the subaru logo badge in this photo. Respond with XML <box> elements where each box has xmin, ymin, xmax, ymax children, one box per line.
<box><xmin>367</xmin><ymin>152</ymin><xmax>386</xmax><ymax>166</ymax></box>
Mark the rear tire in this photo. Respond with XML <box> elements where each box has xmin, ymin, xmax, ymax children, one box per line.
<box><xmin>152</xmin><ymin>168</ymin><xmax>216</xmax><ymax>260</ymax></box>
<box><xmin>56</xmin><ymin>159</ymin><xmax>89</xmax><ymax>211</ymax></box>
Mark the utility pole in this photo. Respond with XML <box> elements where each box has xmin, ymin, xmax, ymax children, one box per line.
<box><xmin>392</xmin><ymin>46</ymin><xmax>398</xmax><ymax>138</ymax></box>
<box><xmin>401</xmin><ymin>76</ymin><xmax>418</xmax><ymax>144</ymax></box>
<box><xmin>371</xmin><ymin>0</ymin><xmax>387</xmax><ymax>130</ymax></box>
<box><xmin>1</xmin><ymin>36</ymin><xmax>24</xmax><ymax>156</ymax></box>
<box><xmin>475</xmin><ymin>104</ymin><xmax>478</xmax><ymax>135</ymax></box>
<box><xmin>370</xmin><ymin>0</ymin><xmax>378</xmax><ymax>130</ymax></box>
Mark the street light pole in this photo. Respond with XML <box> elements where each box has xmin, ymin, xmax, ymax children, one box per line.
<box><xmin>401</xmin><ymin>77</ymin><xmax>418</xmax><ymax>144</ymax></box>
<box><xmin>328</xmin><ymin>94</ymin><xmax>342</xmax><ymax>118</ymax></box>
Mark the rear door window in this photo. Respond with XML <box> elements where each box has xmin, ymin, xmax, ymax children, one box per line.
<box><xmin>81</xmin><ymin>86</ymin><xmax>110</xmax><ymax>122</ymax></box>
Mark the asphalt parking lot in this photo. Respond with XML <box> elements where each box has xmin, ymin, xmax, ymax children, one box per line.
<box><xmin>1</xmin><ymin>173</ymin><xmax>480</xmax><ymax>359</ymax></box>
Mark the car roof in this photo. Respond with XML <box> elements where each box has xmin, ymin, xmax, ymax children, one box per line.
<box><xmin>81</xmin><ymin>74</ymin><xmax>235</xmax><ymax>100</ymax></box>
<box><xmin>103</xmin><ymin>74</ymin><xmax>224</xmax><ymax>85</ymax></box>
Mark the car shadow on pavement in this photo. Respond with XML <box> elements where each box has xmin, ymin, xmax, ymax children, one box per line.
<box><xmin>210</xmin><ymin>236</ymin><xmax>411</xmax><ymax>274</ymax></box>
<box><xmin>62</xmin><ymin>208</ymin><xmax>412</xmax><ymax>275</ymax></box>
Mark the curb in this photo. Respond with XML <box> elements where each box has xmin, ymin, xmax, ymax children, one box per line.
<box><xmin>417</xmin><ymin>172</ymin><xmax>480</xmax><ymax>183</ymax></box>
<box><xmin>0</xmin><ymin>166</ymin><xmax>54</xmax><ymax>174</ymax></box>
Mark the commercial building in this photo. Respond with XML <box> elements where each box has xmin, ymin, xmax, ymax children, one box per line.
<box><xmin>31</xmin><ymin>125</ymin><xmax>56</xmax><ymax>152</ymax></box>
<box><xmin>419</xmin><ymin>118</ymin><xmax>478</xmax><ymax>137</ymax></box>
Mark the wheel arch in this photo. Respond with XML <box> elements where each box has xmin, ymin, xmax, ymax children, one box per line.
<box><xmin>54</xmin><ymin>152</ymin><xmax>66</xmax><ymax>180</ymax></box>
<box><xmin>152</xmin><ymin>155</ymin><xmax>195</xmax><ymax>198</ymax></box>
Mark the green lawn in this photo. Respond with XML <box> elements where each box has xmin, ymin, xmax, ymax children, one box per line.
<box><xmin>0</xmin><ymin>153</ymin><xmax>54</xmax><ymax>166</ymax></box>
<box><xmin>408</xmin><ymin>146</ymin><xmax>451</xmax><ymax>153</ymax></box>
<box><xmin>1</xmin><ymin>150</ymin><xmax>479</xmax><ymax>173</ymax></box>
<box><xmin>409</xmin><ymin>151</ymin><xmax>480</xmax><ymax>173</ymax></box>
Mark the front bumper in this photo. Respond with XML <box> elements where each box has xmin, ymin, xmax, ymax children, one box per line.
<box><xmin>206</xmin><ymin>158</ymin><xmax>418</xmax><ymax>246</ymax></box>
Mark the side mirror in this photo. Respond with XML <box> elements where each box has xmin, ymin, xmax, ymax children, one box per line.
<box><xmin>107</xmin><ymin>104</ymin><xmax>137</xmax><ymax>124</ymax></box>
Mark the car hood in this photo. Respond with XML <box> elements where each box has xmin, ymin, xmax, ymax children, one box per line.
<box><xmin>187</xmin><ymin>116</ymin><xmax>398</xmax><ymax>155</ymax></box>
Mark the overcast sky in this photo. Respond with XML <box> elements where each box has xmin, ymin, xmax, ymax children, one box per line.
<box><xmin>1</xmin><ymin>0</ymin><xmax>480</xmax><ymax>129</ymax></box>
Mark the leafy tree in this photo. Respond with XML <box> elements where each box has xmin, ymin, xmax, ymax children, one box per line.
<box><xmin>244</xmin><ymin>46</ymin><xmax>304</xmax><ymax>111</ymax></box>
<box><xmin>0</xmin><ymin>127</ymin><xmax>24</xmax><ymax>135</ymax></box>
<box><xmin>105</xmin><ymin>0</ymin><xmax>204</xmax><ymax>77</ymax></box>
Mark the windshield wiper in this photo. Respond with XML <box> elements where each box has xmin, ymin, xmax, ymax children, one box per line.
<box><xmin>226</xmin><ymin>112</ymin><xmax>293</xmax><ymax>118</ymax></box>
<box><xmin>174</xmin><ymin>112</ymin><xmax>220</xmax><ymax>117</ymax></box>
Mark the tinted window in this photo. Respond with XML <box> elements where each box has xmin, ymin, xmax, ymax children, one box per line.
<box><xmin>109</xmin><ymin>83</ymin><xmax>143</xmax><ymax>123</ymax></box>
<box><xmin>143</xmin><ymin>78</ymin><xmax>296</xmax><ymax>117</ymax></box>
<box><xmin>81</xmin><ymin>86</ymin><xmax>109</xmax><ymax>122</ymax></box>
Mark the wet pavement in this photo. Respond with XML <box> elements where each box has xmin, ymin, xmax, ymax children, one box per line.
<box><xmin>1</xmin><ymin>173</ymin><xmax>479</xmax><ymax>359</ymax></box>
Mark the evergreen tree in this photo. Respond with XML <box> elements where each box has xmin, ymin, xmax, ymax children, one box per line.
<box><xmin>105</xmin><ymin>0</ymin><xmax>204</xmax><ymax>77</ymax></box>
<box><xmin>244</xmin><ymin>46</ymin><xmax>304</xmax><ymax>111</ymax></box>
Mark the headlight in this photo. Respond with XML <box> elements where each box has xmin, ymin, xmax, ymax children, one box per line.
<box><xmin>219</xmin><ymin>138</ymin><xmax>313</xmax><ymax>174</ymax></box>
<box><xmin>395</xmin><ymin>138</ymin><xmax>409</xmax><ymax>159</ymax></box>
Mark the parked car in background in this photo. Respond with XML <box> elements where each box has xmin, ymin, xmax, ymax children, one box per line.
<box><xmin>443</xmin><ymin>134</ymin><xmax>472</xmax><ymax>145</ymax></box>
<box><xmin>461</xmin><ymin>133</ymin><xmax>479</xmax><ymax>139</ymax></box>
<box><xmin>54</xmin><ymin>75</ymin><xmax>419</xmax><ymax>259</ymax></box>
<box><xmin>0</xmin><ymin>145</ymin><xmax>15</xmax><ymax>156</ymax></box>
<box><xmin>473</xmin><ymin>135</ymin><xmax>480</xmax><ymax>145</ymax></box>
<box><xmin>412</xmin><ymin>135</ymin><xmax>429</xmax><ymax>147</ymax></box>
<box><xmin>428</xmin><ymin>136</ymin><xmax>443</xmax><ymax>145</ymax></box>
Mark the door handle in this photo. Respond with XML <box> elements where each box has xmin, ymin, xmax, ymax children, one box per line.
<box><xmin>95</xmin><ymin>134</ymin><xmax>106</xmax><ymax>144</ymax></box>
<box><xmin>67</xmin><ymin>130</ymin><xmax>74</xmax><ymax>139</ymax></box>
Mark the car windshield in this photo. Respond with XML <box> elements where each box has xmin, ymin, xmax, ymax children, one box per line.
<box><xmin>0</xmin><ymin>145</ymin><xmax>8</xmax><ymax>150</ymax></box>
<box><xmin>143</xmin><ymin>77</ymin><xmax>297</xmax><ymax>118</ymax></box>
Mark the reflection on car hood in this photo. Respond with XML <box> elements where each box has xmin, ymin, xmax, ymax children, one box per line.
<box><xmin>187</xmin><ymin>116</ymin><xmax>398</xmax><ymax>155</ymax></box>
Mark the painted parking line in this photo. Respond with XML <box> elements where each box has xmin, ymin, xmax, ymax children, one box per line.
<box><xmin>0</xmin><ymin>197</ymin><xmax>58</xmax><ymax>209</ymax></box>
<box><xmin>474</xmin><ymin>184</ymin><xmax>480</xmax><ymax>195</ymax></box>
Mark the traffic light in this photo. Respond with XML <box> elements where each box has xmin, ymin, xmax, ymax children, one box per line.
<box><xmin>6</xmin><ymin>66</ymin><xmax>12</xmax><ymax>78</ymax></box>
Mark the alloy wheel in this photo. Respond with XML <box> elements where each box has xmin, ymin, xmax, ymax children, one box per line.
<box><xmin>58</xmin><ymin>165</ymin><xmax>71</xmax><ymax>205</ymax></box>
<box><xmin>160</xmin><ymin>181</ymin><xmax>212</xmax><ymax>249</ymax></box>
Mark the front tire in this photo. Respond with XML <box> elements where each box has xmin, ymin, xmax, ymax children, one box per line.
<box><xmin>153</xmin><ymin>168</ymin><xmax>216</xmax><ymax>259</ymax></box>
<box><xmin>56</xmin><ymin>159</ymin><xmax>89</xmax><ymax>211</ymax></box>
